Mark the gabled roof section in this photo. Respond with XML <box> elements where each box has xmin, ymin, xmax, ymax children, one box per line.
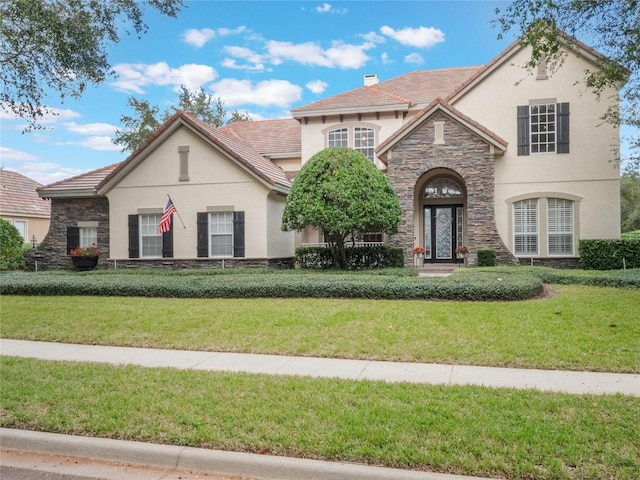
<box><xmin>448</xmin><ymin>34</ymin><xmax>611</xmax><ymax>104</ymax></box>
<box><xmin>99</xmin><ymin>111</ymin><xmax>291</xmax><ymax>195</ymax></box>
<box><xmin>376</xmin><ymin>99</ymin><xmax>509</xmax><ymax>163</ymax></box>
<box><xmin>0</xmin><ymin>169</ymin><xmax>51</xmax><ymax>216</ymax></box>
<box><xmin>37</xmin><ymin>163</ymin><xmax>122</xmax><ymax>199</ymax></box>
<box><xmin>292</xmin><ymin>66</ymin><xmax>482</xmax><ymax>117</ymax></box>
<box><xmin>219</xmin><ymin>118</ymin><xmax>301</xmax><ymax>158</ymax></box>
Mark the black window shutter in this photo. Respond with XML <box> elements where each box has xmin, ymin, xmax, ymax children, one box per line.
<box><xmin>162</xmin><ymin>222</ymin><xmax>173</xmax><ymax>258</ymax></box>
<box><xmin>233</xmin><ymin>211</ymin><xmax>245</xmax><ymax>258</ymax></box>
<box><xmin>557</xmin><ymin>102</ymin><xmax>570</xmax><ymax>154</ymax></box>
<box><xmin>128</xmin><ymin>215</ymin><xmax>139</xmax><ymax>259</ymax></box>
<box><xmin>517</xmin><ymin>105</ymin><xmax>530</xmax><ymax>156</ymax></box>
<box><xmin>66</xmin><ymin>227</ymin><xmax>80</xmax><ymax>254</ymax></box>
<box><xmin>197</xmin><ymin>212</ymin><xmax>208</xmax><ymax>257</ymax></box>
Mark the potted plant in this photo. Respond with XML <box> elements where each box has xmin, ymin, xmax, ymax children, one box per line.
<box><xmin>413</xmin><ymin>246</ymin><xmax>426</xmax><ymax>267</ymax></box>
<box><xmin>70</xmin><ymin>243</ymin><xmax>99</xmax><ymax>270</ymax></box>
<box><xmin>455</xmin><ymin>245</ymin><xmax>468</xmax><ymax>266</ymax></box>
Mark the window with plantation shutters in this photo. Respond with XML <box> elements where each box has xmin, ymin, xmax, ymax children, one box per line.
<box><xmin>548</xmin><ymin>198</ymin><xmax>574</xmax><ymax>255</ymax></box>
<box><xmin>513</xmin><ymin>199</ymin><xmax>539</xmax><ymax>255</ymax></box>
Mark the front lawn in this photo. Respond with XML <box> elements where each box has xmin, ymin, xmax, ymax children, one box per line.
<box><xmin>2</xmin><ymin>284</ymin><xmax>639</xmax><ymax>372</ymax></box>
<box><xmin>2</xmin><ymin>356</ymin><xmax>639</xmax><ymax>480</ymax></box>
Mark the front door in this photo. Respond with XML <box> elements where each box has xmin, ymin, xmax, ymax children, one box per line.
<box><xmin>424</xmin><ymin>205</ymin><xmax>463</xmax><ymax>263</ymax></box>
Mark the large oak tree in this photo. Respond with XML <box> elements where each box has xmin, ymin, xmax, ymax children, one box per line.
<box><xmin>0</xmin><ymin>0</ymin><xmax>183</xmax><ymax>130</ymax></box>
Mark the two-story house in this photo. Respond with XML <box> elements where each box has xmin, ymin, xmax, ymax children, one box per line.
<box><xmin>30</xmin><ymin>35</ymin><xmax>621</xmax><ymax>270</ymax></box>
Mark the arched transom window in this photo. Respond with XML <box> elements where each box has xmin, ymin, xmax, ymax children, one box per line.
<box><xmin>423</xmin><ymin>178</ymin><xmax>463</xmax><ymax>198</ymax></box>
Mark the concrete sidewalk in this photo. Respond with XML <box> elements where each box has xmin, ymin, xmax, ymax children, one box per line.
<box><xmin>2</xmin><ymin>339</ymin><xmax>638</xmax><ymax>396</ymax></box>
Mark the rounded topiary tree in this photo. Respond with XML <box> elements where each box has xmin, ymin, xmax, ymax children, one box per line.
<box><xmin>282</xmin><ymin>147</ymin><xmax>401</xmax><ymax>269</ymax></box>
<box><xmin>0</xmin><ymin>218</ymin><xmax>25</xmax><ymax>270</ymax></box>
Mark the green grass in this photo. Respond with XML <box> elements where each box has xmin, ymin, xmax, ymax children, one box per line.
<box><xmin>2</xmin><ymin>356</ymin><xmax>638</xmax><ymax>480</ymax></box>
<box><xmin>2</xmin><ymin>285</ymin><xmax>639</xmax><ymax>372</ymax></box>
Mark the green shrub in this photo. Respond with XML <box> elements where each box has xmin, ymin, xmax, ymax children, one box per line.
<box><xmin>477</xmin><ymin>248</ymin><xmax>496</xmax><ymax>267</ymax></box>
<box><xmin>0</xmin><ymin>219</ymin><xmax>25</xmax><ymax>270</ymax></box>
<box><xmin>578</xmin><ymin>239</ymin><xmax>640</xmax><ymax>270</ymax></box>
<box><xmin>295</xmin><ymin>245</ymin><xmax>404</xmax><ymax>270</ymax></box>
<box><xmin>0</xmin><ymin>269</ymin><xmax>544</xmax><ymax>301</ymax></box>
<box><xmin>622</xmin><ymin>230</ymin><xmax>640</xmax><ymax>240</ymax></box>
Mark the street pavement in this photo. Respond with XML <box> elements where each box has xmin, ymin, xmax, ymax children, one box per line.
<box><xmin>1</xmin><ymin>338</ymin><xmax>638</xmax><ymax>480</ymax></box>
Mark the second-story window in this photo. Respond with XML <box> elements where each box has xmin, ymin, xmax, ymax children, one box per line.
<box><xmin>328</xmin><ymin>128</ymin><xmax>348</xmax><ymax>147</ymax></box>
<box><xmin>354</xmin><ymin>127</ymin><xmax>375</xmax><ymax>161</ymax></box>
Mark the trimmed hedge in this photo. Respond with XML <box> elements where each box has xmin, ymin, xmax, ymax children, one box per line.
<box><xmin>476</xmin><ymin>266</ymin><xmax>640</xmax><ymax>289</ymax></box>
<box><xmin>0</xmin><ymin>269</ymin><xmax>543</xmax><ymax>301</ymax></box>
<box><xmin>578</xmin><ymin>239</ymin><xmax>640</xmax><ymax>270</ymax></box>
<box><xmin>477</xmin><ymin>249</ymin><xmax>496</xmax><ymax>267</ymax></box>
<box><xmin>295</xmin><ymin>245</ymin><xmax>404</xmax><ymax>269</ymax></box>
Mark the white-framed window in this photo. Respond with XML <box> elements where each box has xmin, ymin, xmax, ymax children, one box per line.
<box><xmin>354</xmin><ymin>127</ymin><xmax>375</xmax><ymax>161</ymax></box>
<box><xmin>328</xmin><ymin>128</ymin><xmax>348</xmax><ymax>147</ymax></box>
<box><xmin>548</xmin><ymin>198</ymin><xmax>574</xmax><ymax>255</ymax></box>
<box><xmin>514</xmin><ymin>199</ymin><xmax>539</xmax><ymax>255</ymax></box>
<box><xmin>209</xmin><ymin>212</ymin><xmax>233</xmax><ymax>257</ymax></box>
<box><xmin>79</xmin><ymin>227</ymin><xmax>97</xmax><ymax>248</ymax></box>
<box><xmin>140</xmin><ymin>214</ymin><xmax>162</xmax><ymax>258</ymax></box>
<box><xmin>14</xmin><ymin>220</ymin><xmax>27</xmax><ymax>241</ymax></box>
<box><xmin>530</xmin><ymin>103</ymin><xmax>556</xmax><ymax>154</ymax></box>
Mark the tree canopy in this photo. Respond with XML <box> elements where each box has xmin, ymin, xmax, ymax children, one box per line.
<box><xmin>0</xmin><ymin>0</ymin><xmax>183</xmax><ymax>130</ymax></box>
<box><xmin>113</xmin><ymin>86</ymin><xmax>252</xmax><ymax>152</ymax></box>
<box><xmin>282</xmin><ymin>147</ymin><xmax>401</xmax><ymax>269</ymax></box>
<box><xmin>494</xmin><ymin>0</ymin><xmax>639</xmax><ymax>166</ymax></box>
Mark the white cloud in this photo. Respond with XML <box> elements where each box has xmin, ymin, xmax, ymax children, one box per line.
<box><xmin>70</xmin><ymin>136</ymin><xmax>121</xmax><ymax>152</ymax></box>
<box><xmin>314</xmin><ymin>3</ymin><xmax>347</xmax><ymax>14</ymax></box>
<box><xmin>18</xmin><ymin>163</ymin><xmax>86</xmax><ymax>185</ymax></box>
<box><xmin>210</xmin><ymin>79</ymin><xmax>302</xmax><ymax>108</ymax></box>
<box><xmin>362</xmin><ymin>31</ymin><xmax>386</xmax><ymax>44</ymax></box>
<box><xmin>64</xmin><ymin>122</ymin><xmax>117</xmax><ymax>136</ymax></box>
<box><xmin>404</xmin><ymin>53</ymin><xmax>424</xmax><ymax>64</ymax></box>
<box><xmin>380</xmin><ymin>26</ymin><xmax>445</xmax><ymax>48</ymax></box>
<box><xmin>381</xmin><ymin>52</ymin><xmax>392</xmax><ymax>64</ymax></box>
<box><xmin>222</xmin><ymin>46</ymin><xmax>268</xmax><ymax>71</ymax></box>
<box><xmin>183</xmin><ymin>28</ymin><xmax>215</xmax><ymax>47</ymax></box>
<box><xmin>218</xmin><ymin>26</ymin><xmax>248</xmax><ymax>36</ymax></box>
<box><xmin>267</xmin><ymin>40</ymin><xmax>372</xmax><ymax>69</ymax></box>
<box><xmin>111</xmin><ymin>62</ymin><xmax>218</xmax><ymax>93</ymax></box>
<box><xmin>0</xmin><ymin>147</ymin><xmax>39</xmax><ymax>162</ymax></box>
<box><xmin>306</xmin><ymin>80</ymin><xmax>328</xmax><ymax>94</ymax></box>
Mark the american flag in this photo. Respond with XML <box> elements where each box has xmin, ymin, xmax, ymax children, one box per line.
<box><xmin>158</xmin><ymin>198</ymin><xmax>177</xmax><ymax>233</ymax></box>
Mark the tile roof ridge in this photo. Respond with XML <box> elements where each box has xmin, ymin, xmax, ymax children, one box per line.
<box><xmin>365</xmin><ymin>86</ymin><xmax>412</xmax><ymax>104</ymax></box>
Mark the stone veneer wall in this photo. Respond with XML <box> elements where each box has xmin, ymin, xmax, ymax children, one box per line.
<box><xmin>25</xmin><ymin>197</ymin><xmax>110</xmax><ymax>270</ymax></box>
<box><xmin>385</xmin><ymin>110</ymin><xmax>517</xmax><ymax>267</ymax></box>
<box><xmin>518</xmin><ymin>257</ymin><xmax>580</xmax><ymax>268</ymax></box>
<box><xmin>109</xmin><ymin>257</ymin><xmax>294</xmax><ymax>269</ymax></box>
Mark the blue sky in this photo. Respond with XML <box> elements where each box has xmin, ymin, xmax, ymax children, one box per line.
<box><xmin>3</xmin><ymin>0</ymin><xmax>622</xmax><ymax>185</ymax></box>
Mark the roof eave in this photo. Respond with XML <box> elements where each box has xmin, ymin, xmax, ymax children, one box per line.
<box><xmin>292</xmin><ymin>103</ymin><xmax>410</xmax><ymax>119</ymax></box>
<box><xmin>38</xmin><ymin>188</ymin><xmax>99</xmax><ymax>200</ymax></box>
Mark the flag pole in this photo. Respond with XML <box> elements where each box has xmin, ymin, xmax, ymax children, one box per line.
<box><xmin>167</xmin><ymin>194</ymin><xmax>187</xmax><ymax>228</ymax></box>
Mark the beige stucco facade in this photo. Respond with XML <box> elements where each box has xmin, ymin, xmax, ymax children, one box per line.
<box><xmin>104</xmin><ymin>125</ymin><xmax>293</xmax><ymax>260</ymax></box>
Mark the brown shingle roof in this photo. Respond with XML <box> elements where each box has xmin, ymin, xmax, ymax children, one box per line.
<box><xmin>0</xmin><ymin>169</ymin><xmax>51</xmax><ymax>217</ymax></box>
<box><xmin>38</xmin><ymin>163</ymin><xmax>122</xmax><ymax>198</ymax></box>
<box><xmin>219</xmin><ymin>118</ymin><xmax>301</xmax><ymax>157</ymax></box>
<box><xmin>292</xmin><ymin>66</ymin><xmax>483</xmax><ymax>115</ymax></box>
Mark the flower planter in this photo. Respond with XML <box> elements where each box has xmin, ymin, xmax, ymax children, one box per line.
<box><xmin>71</xmin><ymin>256</ymin><xmax>98</xmax><ymax>271</ymax></box>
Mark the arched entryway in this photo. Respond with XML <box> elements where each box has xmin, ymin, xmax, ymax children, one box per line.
<box><xmin>415</xmin><ymin>170</ymin><xmax>466</xmax><ymax>264</ymax></box>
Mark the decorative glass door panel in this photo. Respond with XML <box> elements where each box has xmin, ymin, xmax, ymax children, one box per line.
<box><xmin>424</xmin><ymin>210</ymin><xmax>432</xmax><ymax>259</ymax></box>
<box><xmin>435</xmin><ymin>208</ymin><xmax>453</xmax><ymax>259</ymax></box>
<box><xmin>424</xmin><ymin>205</ymin><xmax>463</xmax><ymax>262</ymax></box>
